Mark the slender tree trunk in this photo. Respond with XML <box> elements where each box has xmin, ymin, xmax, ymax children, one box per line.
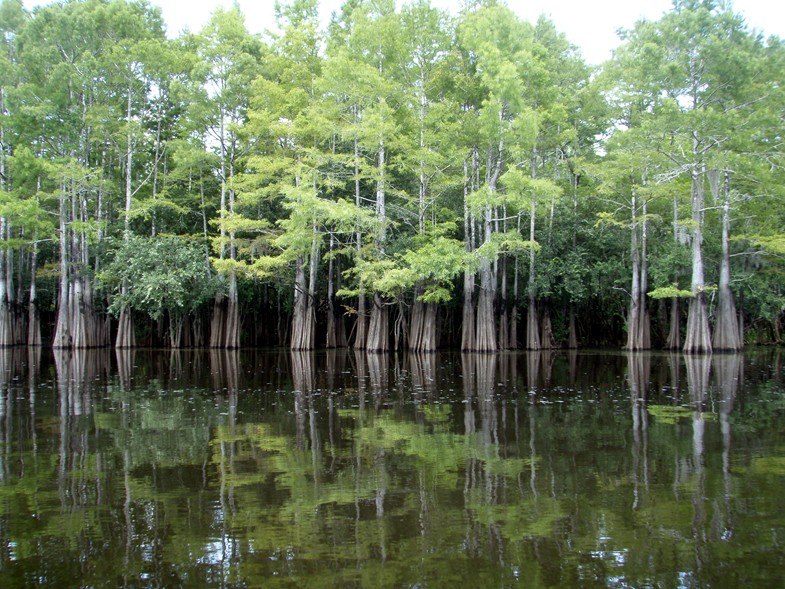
<box><xmin>625</xmin><ymin>184</ymin><xmax>649</xmax><ymax>350</ymax></box>
<box><xmin>498</xmin><ymin>254</ymin><xmax>509</xmax><ymax>350</ymax></box>
<box><xmin>626</xmin><ymin>202</ymin><xmax>641</xmax><ymax>352</ymax></box>
<box><xmin>567</xmin><ymin>307</ymin><xmax>578</xmax><ymax>349</ymax></box>
<box><xmin>475</xmin><ymin>205</ymin><xmax>496</xmax><ymax>352</ymax></box>
<box><xmin>684</xmin><ymin>159</ymin><xmax>711</xmax><ymax>353</ymax></box>
<box><xmin>169</xmin><ymin>314</ymin><xmax>184</xmax><ymax>349</ymax></box>
<box><xmin>640</xmin><ymin>196</ymin><xmax>651</xmax><ymax>349</ymax></box>
<box><xmin>224</xmin><ymin>271</ymin><xmax>239</xmax><ymax>348</ymax></box>
<box><xmin>0</xmin><ymin>218</ymin><xmax>10</xmax><ymax>347</ymax></box>
<box><xmin>211</xmin><ymin>107</ymin><xmax>232</xmax><ymax>349</ymax></box>
<box><xmin>209</xmin><ymin>292</ymin><xmax>226</xmax><ymax>348</ymax></box>
<box><xmin>352</xmin><ymin>131</ymin><xmax>367</xmax><ymax>350</ymax></box>
<box><xmin>367</xmin><ymin>137</ymin><xmax>388</xmax><ymax>353</ymax></box>
<box><xmin>52</xmin><ymin>187</ymin><xmax>70</xmax><ymax>349</ymax></box>
<box><xmin>666</xmin><ymin>298</ymin><xmax>681</xmax><ymax>350</ymax></box>
<box><xmin>509</xmin><ymin>213</ymin><xmax>521</xmax><ymax>350</ymax></box>
<box><xmin>409</xmin><ymin>287</ymin><xmax>424</xmax><ymax>351</ymax></box>
<box><xmin>326</xmin><ymin>233</ymin><xmax>346</xmax><ymax>348</ymax></box>
<box><xmin>475</xmin><ymin>135</ymin><xmax>503</xmax><ymax>353</ymax></box>
<box><xmin>116</xmin><ymin>90</ymin><xmax>136</xmax><ymax>349</ymax></box>
<box><xmin>713</xmin><ymin>170</ymin><xmax>741</xmax><ymax>351</ymax></box>
<box><xmin>666</xmin><ymin>194</ymin><xmax>683</xmax><ymax>350</ymax></box>
<box><xmin>461</xmin><ymin>158</ymin><xmax>475</xmax><ymax>351</ymax></box>
<box><xmin>526</xmin><ymin>205</ymin><xmax>540</xmax><ymax>350</ymax></box>
<box><xmin>223</xmin><ymin>146</ymin><xmax>240</xmax><ymax>348</ymax></box>
<box><xmin>0</xmin><ymin>90</ymin><xmax>9</xmax><ymax>347</ymax></box>
<box><xmin>28</xmin><ymin>241</ymin><xmax>41</xmax><ymax>347</ymax></box>
<box><xmin>540</xmin><ymin>307</ymin><xmax>556</xmax><ymax>349</ymax></box>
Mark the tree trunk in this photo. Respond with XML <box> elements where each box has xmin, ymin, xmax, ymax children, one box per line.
<box><xmin>325</xmin><ymin>235</ymin><xmax>346</xmax><ymax>348</ymax></box>
<box><xmin>0</xmin><ymin>218</ymin><xmax>11</xmax><ymax>347</ymax></box>
<box><xmin>525</xmin><ymin>185</ymin><xmax>540</xmax><ymax>350</ymax></box>
<box><xmin>409</xmin><ymin>292</ymin><xmax>437</xmax><ymax>353</ymax></box>
<box><xmin>354</xmin><ymin>294</ymin><xmax>367</xmax><ymax>350</ymax></box>
<box><xmin>625</xmin><ymin>216</ymin><xmax>641</xmax><ymax>351</ymax></box>
<box><xmin>640</xmin><ymin>196</ymin><xmax>651</xmax><ymax>350</ymax></box>
<box><xmin>115</xmin><ymin>288</ymin><xmax>136</xmax><ymax>349</ymax></box>
<box><xmin>461</xmin><ymin>269</ymin><xmax>475</xmax><ymax>352</ymax></box>
<box><xmin>169</xmin><ymin>314</ymin><xmax>184</xmax><ymax>349</ymax></box>
<box><xmin>290</xmin><ymin>232</ymin><xmax>320</xmax><ymax>351</ymax></box>
<box><xmin>509</xmin><ymin>216</ymin><xmax>520</xmax><ymax>350</ymax></box>
<box><xmin>225</xmin><ymin>271</ymin><xmax>240</xmax><ymax>348</ymax></box>
<box><xmin>461</xmin><ymin>158</ymin><xmax>475</xmax><ymax>351</ymax></box>
<box><xmin>409</xmin><ymin>289</ymin><xmax>424</xmax><ymax>351</ymax></box>
<box><xmin>115</xmin><ymin>90</ymin><xmax>136</xmax><ymax>349</ymax></box>
<box><xmin>567</xmin><ymin>307</ymin><xmax>578</xmax><ymax>349</ymax></box>
<box><xmin>28</xmin><ymin>242</ymin><xmax>41</xmax><ymax>347</ymax></box>
<box><xmin>366</xmin><ymin>293</ymin><xmax>389</xmax><ymax>353</ymax></box>
<box><xmin>540</xmin><ymin>307</ymin><xmax>556</xmax><ymax>349</ymax></box>
<box><xmin>209</xmin><ymin>290</ymin><xmax>226</xmax><ymax>348</ymax></box>
<box><xmin>475</xmin><ymin>260</ymin><xmax>496</xmax><ymax>351</ymax></box>
<box><xmin>712</xmin><ymin>170</ymin><xmax>741</xmax><ymax>351</ymax></box>
<box><xmin>52</xmin><ymin>188</ymin><xmax>70</xmax><ymax>349</ymax></box>
<box><xmin>351</xmin><ymin>128</ymin><xmax>366</xmax><ymax>350</ymax></box>
<box><xmin>526</xmin><ymin>300</ymin><xmax>541</xmax><ymax>350</ymax></box>
<box><xmin>624</xmin><ymin>183</ymin><xmax>651</xmax><ymax>351</ymax></box>
<box><xmin>498</xmin><ymin>256</ymin><xmax>509</xmax><ymax>350</ymax></box>
<box><xmin>684</xmin><ymin>158</ymin><xmax>711</xmax><ymax>353</ymax></box>
<box><xmin>290</xmin><ymin>255</ymin><xmax>311</xmax><ymax>350</ymax></box>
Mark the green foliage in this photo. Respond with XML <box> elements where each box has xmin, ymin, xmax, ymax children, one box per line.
<box><xmin>647</xmin><ymin>284</ymin><xmax>694</xmax><ymax>300</ymax></box>
<box><xmin>0</xmin><ymin>0</ymin><xmax>781</xmax><ymax>349</ymax></box>
<box><xmin>100</xmin><ymin>235</ymin><xmax>219</xmax><ymax>320</ymax></box>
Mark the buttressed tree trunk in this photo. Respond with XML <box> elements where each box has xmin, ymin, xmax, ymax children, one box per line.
<box><xmin>684</xmin><ymin>161</ymin><xmax>711</xmax><ymax>354</ymax></box>
<box><xmin>366</xmin><ymin>138</ymin><xmax>388</xmax><ymax>353</ymax></box>
<box><xmin>325</xmin><ymin>234</ymin><xmax>346</xmax><ymax>348</ymax></box>
<box><xmin>290</xmin><ymin>233</ymin><xmax>320</xmax><ymax>351</ymax></box>
<box><xmin>712</xmin><ymin>170</ymin><xmax>742</xmax><ymax>351</ymax></box>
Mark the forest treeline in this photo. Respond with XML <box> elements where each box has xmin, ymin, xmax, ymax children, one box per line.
<box><xmin>0</xmin><ymin>0</ymin><xmax>783</xmax><ymax>352</ymax></box>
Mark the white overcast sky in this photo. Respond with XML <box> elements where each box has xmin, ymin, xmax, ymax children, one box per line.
<box><xmin>23</xmin><ymin>0</ymin><xmax>785</xmax><ymax>65</ymax></box>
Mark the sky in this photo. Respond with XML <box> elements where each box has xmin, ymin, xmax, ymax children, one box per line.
<box><xmin>23</xmin><ymin>0</ymin><xmax>785</xmax><ymax>65</ymax></box>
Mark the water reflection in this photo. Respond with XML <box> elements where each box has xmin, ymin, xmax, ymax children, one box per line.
<box><xmin>627</xmin><ymin>352</ymin><xmax>649</xmax><ymax>510</ymax></box>
<box><xmin>0</xmin><ymin>349</ymin><xmax>783</xmax><ymax>587</ymax></box>
<box><xmin>713</xmin><ymin>353</ymin><xmax>741</xmax><ymax>543</ymax></box>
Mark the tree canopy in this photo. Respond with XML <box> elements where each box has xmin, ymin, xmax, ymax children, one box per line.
<box><xmin>0</xmin><ymin>0</ymin><xmax>783</xmax><ymax>351</ymax></box>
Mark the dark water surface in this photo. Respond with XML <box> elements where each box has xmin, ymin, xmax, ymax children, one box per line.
<box><xmin>0</xmin><ymin>348</ymin><xmax>784</xmax><ymax>588</ymax></box>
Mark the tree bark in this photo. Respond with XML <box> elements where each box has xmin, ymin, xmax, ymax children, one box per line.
<box><xmin>684</xmin><ymin>161</ymin><xmax>712</xmax><ymax>354</ymax></box>
<box><xmin>290</xmin><ymin>233</ymin><xmax>320</xmax><ymax>351</ymax></box>
<box><xmin>461</xmin><ymin>158</ymin><xmax>475</xmax><ymax>351</ymax></box>
<box><xmin>540</xmin><ymin>307</ymin><xmax>556</xmax><ymax>349</ymax></box>
<box><xmin>712</xmin><ymin>170</ymin><xmax>742</xmax><ymax>351</ymax></box>
<box><xmin>624</xmin><ymin>184</ymin><xmax>650</xmax><ymax>351</ymax></box>
<box><xmin>0</xmin><ymin>218</ymin><xmax>11</xmax><ymax>347</ymax></box>
<box><xmin>567</xmin><ymin>307</ymin><xmax>578</xmax><ymax>349</ymax></box>
<box><xmin>366</xmin><ymin>293</ymin><xmax>389</xmax><ymax>352</ymax></box>
<box><xmin>409</xmin><ymin>290</ymin><xmax>437</xmax><ymax>353</ymax></box>
<box><xmin>325</xmin><ymin>235</ymin><xmax>346</xmax><ymax>348</ymax></box>
<box><xmin>525</xmin><ymin>173</ymin><xmax>540</xmax><ymax>350</ymax></box>
<box><xmin>27</xmin><ymin>241</ymin><xmax>41</xmax><ymax>347</ymax></box>
<box><xmin>52</xmin><ymin>187</ymin><xmax>70</xmax><ymax>349</ymax></box>
<box><xmin>115</xmin><ymin>90</ymin><xmax>136</xmax><ymax>349</ymax></box>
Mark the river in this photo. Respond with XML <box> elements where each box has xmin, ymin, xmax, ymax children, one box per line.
<box><xmin>0</xmin><ymin>348</ymin><xmax>783</xmax><ymax>587</ymax></box>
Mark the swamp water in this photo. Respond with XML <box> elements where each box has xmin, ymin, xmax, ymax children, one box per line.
<box><xmin>0</xmin><ymin>349</ymin><xmax>784</xmax><ymax>588</ymax></box>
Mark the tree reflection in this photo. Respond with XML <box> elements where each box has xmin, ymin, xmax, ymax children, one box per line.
<box><xmin>627</xmin><ymin>352</ymin><xmax>650</xmax><ymax>510</ymax></box>
<box><xmin>713</xmin><ymin>353</ymin><xmax>741</xmax><ymax>541</ymax></box>
<box><xmin>684</xmin><ymin>353</ymin><xmax>711</xmax><ymax>574</ymax></box>
<box><xmin>409</xmin><ymin>352</ymin><xmax>437</xmax><ymax>399</ymax></box>
<box><xmin>2</xmin><ymin>351</ymin><xmax>785</xmax><ymax>587</ymax></box>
